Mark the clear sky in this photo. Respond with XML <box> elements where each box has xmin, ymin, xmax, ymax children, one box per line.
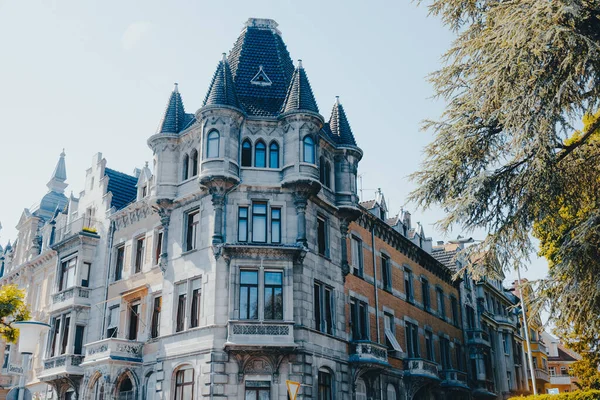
<box><xmin>0</xmin><ymin>0</ymin><xmax>548</xmax><ymax>284</ymax></box>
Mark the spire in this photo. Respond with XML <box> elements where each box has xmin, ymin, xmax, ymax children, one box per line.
<box><xmin>280</xmin><ymin>59</ymin><xmax>319</xmax><ymax>114</ymax></box>
<box><xmin>157</xmin><ymin>83</ymin><xmax>193</xmax><ymax>134</ymax></box>
<box><xmin>328</xmin><ymin>97</ymin><xmax>357</xmax><ymax>146</ymax></box>
<box><xmin>203</xmin><ymin>53</ymin><xmax>240</xmax><ymax>109</ymax></box>
<box><xmin>47</xmin><ymin>150</ymin><xmax>68</xmax><ymax>194</ymax></box>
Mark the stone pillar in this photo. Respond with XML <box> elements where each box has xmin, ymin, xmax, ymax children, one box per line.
<box><xmin>211</xmin><ymin>192</ymin><xmax>226</xmax><ymax>244</ymax></box>
<box><xmin>293</xmin><ymin>192</ymin><xmax>309</xmax><ymax>246</ymax></box>
<box><xmin>159</xmin><ymin>213</ymin><xmax>170</xmax><ymax>267</ymax></box>
<box><xmin>340</xmin><ymin>218</ymin><xmax>350</xmax><ymax>278</ymax></box>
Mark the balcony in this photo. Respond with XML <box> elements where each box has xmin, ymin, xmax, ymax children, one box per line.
<box><xmin>50</xmin><ymin>286</ymin><xmax>91</xmax><ymax>312</ymax></box>
<box><xmin>349</xmin><ymin>341</ymin><xmax>389</xmax><ymax>365</ymax></box>
<box><xmin>440</xmin><ymin>369</ymin><xmax>469</xmax><ymax>389</ymax></box>
<box><xmin>82</xmin><ymin>338</ymin><xmax>144</xmax><ymax>366</ymax></box>
<box><xmin>38</xmin><ymin>354</ymin><xmax>84</xmax><ymax>379</ymax></box>
<box><xmin>535</xmin><ymin>368</ymin><xmax>550</xmax><ymax>382</ymax></box>
<box><xmin>225</xmin><ymin>321</ymin><xmax>296</xmax><ymax>350</ymax></box>
<box><xmin>404</xmin><ymin>358</ymin><xmax>440</xmax><ymax>380</ymax></box>
<box><xmin>467</xmin><ymin>329</ymin><xmax>490</xmax><ymax>347</ymax></box>
<box><xmin>53</xmin><ymin>217</ymin><xmax>100</xmax><ymax>244</ymax></box>
<box><xmin>550</xmin><ymin>375</ymin><xmax>573</xmax><ymax>385</ymax></box>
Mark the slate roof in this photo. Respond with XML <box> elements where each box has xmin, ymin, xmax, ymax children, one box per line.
<box><xmin>105</xmin><ymin>168</ymin><xmax>138</xmax><ymax>210</ymax></box>
<box><xmin>52</xmin><ymin>150</ymin><xmax>67</xmax><ymax>182</ymax></box>
<box><xmin>157</xmin><ymin>84</ymin><xmax>195</xmax><ymax>134</ymax></box>
<box><xmin>431</xmin><ymin>246</ymin><xmax>460</xmax><ymax>271</ymax></box>
<box><xmin>227</xmin><ymin>19</ymin><xmax>295</xmax><ymax>116</ymax></box>
<box><xmin>203</xmin><ymin>54</ymin><xmax>240</xmax><ymax>109</ymax></box>
<box><xmin>280</xmin><ymin>61</ymin><xmax>319</xmax><ymax>114</ymax></box>
<box><xmin>328</xmin><ymin>97</ymin><xmax>357</xmax><ymax>146</ymax></box>
<box><xmin>36</xmin><ymin>192</ymin><xmax>68</xmax><ymax>218</ymax></box>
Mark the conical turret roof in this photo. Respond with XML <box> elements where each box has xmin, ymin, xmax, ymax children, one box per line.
<box><xmin>281</xmin><ymin>60</ymin><xmax>319</xmax><ymax>114</ymax></box>
<box><xmin>46</xmin><ymin>150</ymin><xmax>68</xmax><ymax>194</ymax></box>
<box><xmin>203</xmin><ymin>54</ymin><xmax>240</xmax><ymax>109</ymax></box>
<box><xmin>157</xmin><ymin>83</ymin><xmax>195</xmax><ymax>134</ymax></box>
<box><xmin>328</xmin><ymin>97</ymin><xmax>357</xmax><ymax>146</ymax></box>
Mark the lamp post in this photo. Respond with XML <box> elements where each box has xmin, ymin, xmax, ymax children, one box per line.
<box><xmin>516</xmin><ymin>266</ymin><xmax>538</xmax><ymax>396</ymax></box>
<box><xmin>13</xmin><ymin>321</ymin><xmax>50</xmax><ymax>400</ymax></box>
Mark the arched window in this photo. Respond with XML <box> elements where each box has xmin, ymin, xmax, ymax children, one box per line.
<box><xmin>118</xmin><ymin>375</ymin><xmax>134</xmax><ymax>399</ymax></box>
<box><xmin>318</xmin><ymin>370</ymin><xmax>333</xmax><ymax>400</ymax></box>
<box><xmin>269</xmin><ymin>141</ymin><xmax>279</xmax><ymax>168</ymax></box>
<box><xmin>190</xmin><ymin>149</ymin><xmax>198</xmax><ymax>177</ymax></box>
<box><xmin>255</xmin><ymin>141</ymin><xmax>266</xmax><ymax>168</ymax></box>
<box><xmin>386</xmin><ymin>383</ymin><xmax>398</xmax><ymax>400</ymax></box>
<box><xmin>319</xmin><ymin>157</ymin><xmax>332</xmax><ymax>188</ymax></box>
<box><xmin>182</xmin><ymin>154</ymin><xmax>189</xmax><ymax>180</ymax></box>
<box><xmin>355</xmin><ymin>378</ymin><xmax>367</xmax><ymax>400</ymax></box>
<box><xmin>90</xmin><ymin>375</ymin><xmax>105</xmax><ymax>400</ymax></box>
<box><xmin>241</xmin><ymin>139</ymin><xmax>252</xmax><ymax>167</ymax></box>
<box><xmin>303</xmin><ymin>136</ymin><xmax>315</xmax><ymax>164</ymax></box>
<box><xmin>174</xmin><ymin>366</ymin><xmax>194</xmax><ymax>400</ymax></box>
<box><xmin>207</xmin><ymin>131</ymin><xmax>220</xmax><ymax>158</ymax></box>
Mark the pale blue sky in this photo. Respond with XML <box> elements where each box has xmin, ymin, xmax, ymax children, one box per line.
<box><xmin>0</xmin><ymin>0</ymin><xmax>547</xmax><ymax>283</ymax></box>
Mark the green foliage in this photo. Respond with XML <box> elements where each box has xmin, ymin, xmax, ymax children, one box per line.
<box><xmin>411</xmin><ymin>0</ymin><xmax>600</xmax><ymax>332</ymax></box>
<box><xmin>0</xmin><ymin>284</ymin><xmax>30</xmax><ymax>343</ymax></box>
<box><xmin>509</xmin><ymin>389</ymin><xmax>600</xmax><ymax>399</ymax></box>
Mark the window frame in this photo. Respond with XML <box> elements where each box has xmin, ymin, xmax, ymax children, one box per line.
<box><xmin>239</xmin><ymin>270</ymin><xmax>259</xmax><ymax>320</ymax></box>
<box><xmin>134</xmin><ymin>236</ymin><xmax>145</xmax><ymax>274</ymax></box>
<box><xmin>269</xmin><ymin>141</ymin><xmax>279</xmax><ymax>168</ymax></box>
<box><xmin>176</xmin><ymin>283</ymin><xmax>187</xmax><ymax>332</ymax></box>
<box><xmin>190</xmin><ymin>149</ymin><xmax>198</xmax><ymax>177</ymax></box>
<box><xmin>150</xmin><ymin>295</ymin><xmax>161</xmax><ymax>339</ymax></box>
<box><xmin>405</xmin><ymin>321</ymin><xmax>420</xmax><ymax>358</ymax></box>
<box><xmin>317</xmin><ymin>215</ymin><xmax>329</xmax><ymax>257</ymax></box>
<box><xmin>182</xmin><ymin>154</ymin><xmax>189</xmax><ymax>181</ymax></box>
<box><xmin>190</xmin><ymin>278</ymin><xmax>202</xmax><ymax>328</ymax></box>
<box><xmin>404</xmin><ymin>267</ymin><xmax>414</xmax><ymax>302</ymax></box>
<box><xmin>303</xmin><ymin>135</ymin><xmax>315</xmax><ymax>163</ymax></box>
<box><xmin>185</xmin><ymin>209</ymin><xmax>200</xmax><ymax>252</ymax></box>
<box><xmin>421</xmin><ymin>277</ymin><xmax>431</xmax><ymax>311</ymax></box>
<box><xmin>174</xmin><ymin>367</ymin><xmax>194</xmax><ymax>400</ymax></box>
<box><xmin>318</xmin><ymin>370</ymin><xmax>333</xmax><ymax>400</ymax></box>
<box><xmin>206</xmin><ymin>130</ymin><xmax>220</xmax><ymax>158</ymax></box>
<box><xmin>314</xmin><ymin>281</ymin><xmax>334</xmax><ymax>335</ymax></box>
<box><xmin>263</xmin><ymin>271</ymin><xmax>283</xmax><ymax>320</ymax></box>
<box><xmin>254</xmin><ymin>140</ymin><xmax>266</xmax><ymax>168</ymax></box>
<box><xmin>127</xmin><ymin>301</ymin><xmax>140</xmax><ymax>341</ymax></box>
<box><xmin>58</xmin><ymin>255</ymin><xmax>77</xmax><ymax>292</ymax></box>
<box><xmin>114</xmin><ymin>246</ymin><xmax>125</xmax><ymax>281</ymax></box>
<box><xmin>251</xmin><ymin>202</ymin><xmax>268</xmax><ymax>243</ymax></box>
<box><xmin>381</xmin><ymin>254</ymin><xmax>391</xmax><ymax>292</ymax></box>
<box><xmin>238</xmin><ymin>206</ymin><xmax>249</xmax><ymax>242</ymax></box>
<box><xmin>351</xmin><ymin>236</ymin><xmax>364</xmax><ymax>277</ymax></box>
<box><xmin>436</xmin><ymin>288</ymin><xmax>446</xmax><ymax>319</ymax></box>
<box><xmin>271</xmin><ymin>207</ymin><xmax>281</xmax><ymax>244</ymax></box>
<box><xmin>350</xmin><ymin>298</ymin><xmax>369</xmax><ymax>341</ymax></box>
<box><xmin>241</xmin><ymin>139</ymin><xmax>252</xmax><ymax>167</ymax></box>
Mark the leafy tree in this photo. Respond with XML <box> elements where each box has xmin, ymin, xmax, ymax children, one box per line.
<box><xmin>410</xmin><ymin>0</ymin><xmax>600</xmax><ymax>331</ymax></box>
<box><xmin>0</xmin><ymin>284</ymin><xmax>30</xmax><ymax>343</ymax></box>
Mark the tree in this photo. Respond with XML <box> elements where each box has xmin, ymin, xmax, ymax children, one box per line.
<box><xmin>0</xmin><ymin>284</ymin><xmax>30</xmax><ymax>343</ymax></box>
<box><xmin>410</xmin><ymin>0</ymin><xmax>600</xmax><ymax>331</ymax></box>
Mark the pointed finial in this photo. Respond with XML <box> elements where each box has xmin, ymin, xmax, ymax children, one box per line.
<box><xmin>222</xmin><ymin>53</ymin><xmax>227</xmax><ymax>62</ymax></box>
<box><xmin>145</xmin><ymin>161</ymin><xmax>149</xmax><ymax>168</ymax></box>
<box><xmin>61</xmin><ymin>148</ymin><xmax>65</xmax><ymax>157</ymax></box>
<box><xmin>297</xmin><ymin>59</ymin><xmax>303</xmax><ymax>69</ymax></box>
<box><xmin>173</xmin><ymin>83</ymin><xmax>179</xmax><ymax>93</ymax></box>
<box><xmin>335</xmin><ymin>96</ymin><xmax>340</xmax><ymax>105</ymax></box>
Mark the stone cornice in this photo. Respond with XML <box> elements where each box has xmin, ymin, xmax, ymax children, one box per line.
<box><xmin>219</xmin><ymin>243</ymin><xmax>307</xmax><ymax>264</ymax></box>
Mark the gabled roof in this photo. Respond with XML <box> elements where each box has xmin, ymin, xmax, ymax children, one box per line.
<box><xmin>360</xmin><ymin>200</ymin><xmax>376</xmax><ymax>209</ymax></box>
<box><xmin>105</xmin><ymin>168</ymin><xmax>138</xmax><ymax>210</ymax></box>
<box><xmin>328</xmin><ymin>97</ymin><xmax>357</xmax><ymax>146</ymax></box>
<box><xmin>227</xmin><ymin>18</ymin><xmax>295</xmax><ymax>116</ymax></box>
<box><xmin>280</xmin><ymin>60</ymin><xmax>319</xmax><ymax>114</ymax></box>
<box><xmin>157</xmin><ymin>84</ymin><xmax>195</xmax><ymax>134</ymax></box>
<box><xmin>203</xmin><ymin>54</ymin><xmax>240</xmax><ymax>109</ymax></box>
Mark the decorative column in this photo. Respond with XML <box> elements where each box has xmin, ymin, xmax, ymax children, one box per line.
<box><xmin>339</xmin><ymin>218</ymin><xmax>350</xmax><ymax>278</ymax></box>
<box><xmin>211</xmin><ymin>191</ymin><xmax>226</xmax><ymax>244</ymax></box>
<box><xmin>292</xmin><ymin>192</ymin><xmax>309</xmax><ymax>246</ymax></box>
<box><xmin>153</xmin><ymin>199</ymin><xmax>172</xmax><ymax>274</ymax></box>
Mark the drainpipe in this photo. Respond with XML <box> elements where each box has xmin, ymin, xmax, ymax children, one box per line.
<box><xmin>100</xmin><ymin>220</ymin><xmax>116</xmax><ymax>338</ymax></box>
<box><xmin>371</xmin><ymin>224</ymin><xmax>381</xmax><ymax>344</ymax></box>
<box><xmin>517</xmin><ymin>266</ymin><xmax>537</xmax><ymax>395</ymax></box>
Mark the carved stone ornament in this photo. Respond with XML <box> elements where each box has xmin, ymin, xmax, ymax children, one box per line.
<box><xmin>231</xmin><ymin>352</ymin><xmax>288</xmax><ymax>384</ymax></box>
<box><xmin>221</xmin><ymin>243</ymin><xmax>307</xmax><ymax>264</ymax></box>
<box><xmin>113</xmin><ymin>202</ymin><xmax>153</xmax><ymax>231</ymax></box>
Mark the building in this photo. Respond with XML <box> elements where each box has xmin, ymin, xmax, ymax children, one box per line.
<box><xmin>432</xmin><ymin>241</ymin><xmax>529</xmax><ymax>399</ymax></box>
<box><xmin>544</xmin><ymin>332</ymin><xmax>581</xmax><ymax>393</ymax></box>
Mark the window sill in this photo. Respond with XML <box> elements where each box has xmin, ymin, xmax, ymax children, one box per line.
<box><xmin>181</xmin><ymin>248</ymin><xmax>198</xmax><ymax>256</ymax></box>
<box><xmin>240</xmin><ymin>166</ymin><xmax>283</xmax><ymax>172</ymax></box>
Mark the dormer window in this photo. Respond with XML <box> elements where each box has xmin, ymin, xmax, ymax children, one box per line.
<box><xmin>250</xmin><ymin>65</ymin><xmax>273</xmax><ymax>86</ymax></box>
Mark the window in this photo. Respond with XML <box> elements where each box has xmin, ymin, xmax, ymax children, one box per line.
<box><xmin>106</xmin><ymin>306</ymin><xmax>119</xmax><ymax>338</ymax></box>
<box><xmin>502</xmin><ymin>333</ymin><xmax>511</xmax><ymax>355</ymax></box>
<box><xmin>384</xmin><ymin>313</ymin><xmax>402</xmax><ymax>353</ymax></box>
<box><xmin>436</xmin><ymin>288</ymin><xmax>446</xmax><ymax>319</ymax></box>
<box><xmin>241</xmin><ymin>139</ymin><xmax>252</xmax><ymax>167</ymax></box>
<box><xmin>50</xmin><ymin>317</ymin><xmax>61</xmax><ymax>356</ymax></box>
<box><xmin>174</xmin><ymin>367</ymin><xmax>194</xmax><ymax>400</ymax></box>
<box><xmin>507</xmin><ymin>371</ymin><xmax>512</xmax><ymax>389</ymax></box>
<box><xmin>151</xmin><ymin>296</ymin><xmax>161</xmax><ymax>338</ymax></box>
<box><xmin>251</xmin><ymin>203</ymin><xmax>267</xmax><ymax>242</ymax></box>
<box><xmin>190</xmin><ymin>149</ymin><xmax>198</xmax><ymax>177</ymax></box>
<box><xmin>271</xmin><ymin>208</ymin><xmax>281</xmax><ymax>244</ymax></box>
<box><xmin>355</xmin><ymin>379</ymin><xmax>367</xmax><ymax>400</ymax></box>
<box><xmin>264</xmin><ymin>271</ymin><xmax>283</xmax><ymax>320</ymax></box>
<box><xmin>59</xmin><ymin>256</ymin><xmax>77</xmax><ymax>291</ymax></box>
<box><xmin>318</xmin><ymin>371</ymin><xmax>333</xmax><ymax>400</ymax></box>
<box><xmin>381</xmin><ymin>255</ymin><xmax>391</xmax><ymax>292</ymax></box>
<box><xmin>560</xmin><ymin>366</ymin><xmax>568</xmax><ymax>375</ymax></box>
<box><xmin>440</xmin><ymin>337</ymin><xmax>451</xmax><ymax>369</ymax></box>
<box><xmin>176</xmin><ymin>283</ymin><xmax>187</xmax><ymax>332</ymax></box>
<box><xmin>404</xmin><ymin>268</ymin><xmax>414</xmax><ymax>302</ymax></box>
<box><xmin>134</xmin><ymin>236</ymin><xmax>145</xmax><ymax>273</ymax></box>
<box><xmin>319</xmin><ymin>156</ymin><xmax>332</xmax><ymax>188</ymax></box>
<box><xmin>314</xmin><ymin>282</ymin><xmax>334</xmax><ymax>334</ymax></box>
<box><xmin>114</xmin><ymin>246</ymin><xmax>124</xmax><ymax>281</ymax></box>
<box><xmin>142</xmin><ymin>185</ymin><xmax>147</xmax><ymax>198</ymax></box>
<box><xmin>451</xmin><ymin>296</ymin><xmax>459</xmax><ymax>326</ymax></box>
<box><xmin>207</xmin><ymin>130</ymin><xmax>219</xmax><ymax>158</ymax></box>
<box><xmin>303</xmin><ymin>135</ymin><xmax>315</xmax><ymax>163</ymax></box>
<box><xmin>185</xmin><ymin>209</ymin><xmax>199</xmax><ymax>251</ymax></box>
<box><xmin>240</xmin><ymin>271</ymin><xmax>259</xmax><ymax>320</ymax></box>
<box><xmin>74</xmin><ymin>325</ymin><xmax>85</xmax><ymax>355</ymax></box>
<box><xmin>351</xmin><ymin>236</ymin><xmax>363</xmax><ymax>277</ymax></box>
<box><xmin>466</xmin><ymin>306</ymin><xmax>475</xmax><ymax>329</ymax></box>
<box><xmin>245</xmin><ymin>382</ymin><xmax>270</xmax><ymax>400</ymax></box>
<box><xmin>2</xmin><ymin>345</ymin><xmax>9</xmax><ymax>369</ymax></box>
<box><xmin>190</xmin><ymin>279</ymin><xmax>201</xmax><ymax>328</ymax></box>
<box><xmin>182</xmin><ymin>154</ymin><xmax>189</xmax><ymax>180</ymax></box>
<box><xmin>269</xmin><ymin>141</ymin><xmax>279</xmax><ymax>168</ymax></box>
<box><xmin>155</xmin><ymin>231</ymin><xmax>163</xmax><ymax>264</ymax></box>
<box><xmin>386</xmin><ymin>384</ymin><xmax>397</xmax><ymax>400</ymax></box>
<box><xmin>81</xmin><ymin>262</ymin><xmax>91</xmax><ymax>287</ymax></box>
<box><xmin>128</xmin><ymin>302</ymin><xmax>139</xmax><ymax>340</ymax></box>
<box><xmin>425</xmin><ymin>330</ymin><xmax>434</xmax><ymax>361</ymax></box>
<box><xmin>61</xmin><ymin>315</ymin><xmax>70</xmax><ymax>355</ymax></box>
<box><xmin>405</xmin><ymin>322</ymin><xmax>420</xmax><ymax>358</ymax></box>
<box><xmin>317</xmin><ymin>216</ymin><xmax>328</xmax><ymax>256</ymax></box>
<box><xmin>422</xmin><ymin>278</ymin><xmax>431</xmax><ymax>311</ymax></box>
<box><xmin>350</xmin><ymin>298</ymin><xmax>369</xmax><ymax>340</ymax></box>
<box><xmin>549</xmin><ymin>366</ymin><xmax>556</xmax><ymax>376</ymax></box>
<box><xmin>456</xmin><ymin>343</ymin><xmax>464</xmax><ymax>371</ymax></box>
<box><xmin>117</xmin><ymin>376</ymin><xmax>134</xmax><ymax>399</ymax></box>
<box><xmin>238</xmin><ymin>207</ymin><xmax>248</xmax><ymax>242</ymax></box>
<box><xmin>255</xmin><ymin>141</ymin><xmax>266</xmax><ymax>168</ymax></box>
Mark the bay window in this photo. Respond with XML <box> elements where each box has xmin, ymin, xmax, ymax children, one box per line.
<box><xmin>239</xmin><ymin>269</ymin><xmax>285</xmax><ymax>321</ymax></box>
<box><xmin>59</xmin><ymin>256</ymin><xmax>76</xmax><ymax>291</ymax></box>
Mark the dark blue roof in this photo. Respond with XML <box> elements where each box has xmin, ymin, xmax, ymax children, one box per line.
<box><xmin>36</xmin><ymin>191</ymin><xmax>68</xmax><ymax>219</ymax></box>
<box><xmin>203</xmin><ymin>55</ymin><xmax>240</xmax><ymax>109</ymax></box>
<box><xmin>227</xmin><ymin>19</ymin><xmax>295</xmax><ymax>116</ymax></box>
<box><xmin>328</xmin><ymin>98</ymin><xmax>357</xmax><ymax>146</ymax></box>
<box><xmin>157</xmin><ymin>84</ymin><xmax>195</xmax><ymax>134</ymax></box>
<box><xmin>281</xmin><ymin>62</ymin><xmax>319</xmax><ymax>114</ymax></box>
<box><xmin>105</xmin><ymin>168</ymin><xmax>138</xmax><ymax>210</ymax></box>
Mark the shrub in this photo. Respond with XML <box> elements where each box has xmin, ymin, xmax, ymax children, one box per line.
<box><xmin>509</xmin><ymin>389</ymin><xmax>600</xmax><ymax>400</ymax></box>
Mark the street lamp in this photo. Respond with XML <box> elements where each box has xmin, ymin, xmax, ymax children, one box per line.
<box><xmin>13</xmin><ymin>321</ymin><xmax>50</xmax><ymax>400</ymax></box>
